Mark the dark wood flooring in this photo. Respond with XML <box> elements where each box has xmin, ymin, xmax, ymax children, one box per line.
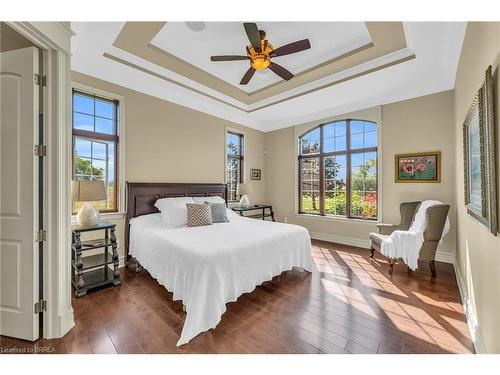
<box><xmin>0</xmin><ymin>240</ymin><xmax>473</xmax><ymax>354</ymax></box>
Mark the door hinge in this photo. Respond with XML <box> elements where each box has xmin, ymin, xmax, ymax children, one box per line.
<box><xmin>34</xmin><ymin>229</ymin><xmax>47</xmax><ymax>242</ymax></box>
<box><xmin>34</xmin><ymin>144</ymin><xmax>47</xmax><ymax>157</ymax></box>
<box><xmin>34</xmin><ymin>74</ymin><xmax>46</xmax><ymax>86</ymax></box>
<box><xmin>34</xmin><ymin>300</ymin><xmax>47</xmax><ymax>314</ymax></box>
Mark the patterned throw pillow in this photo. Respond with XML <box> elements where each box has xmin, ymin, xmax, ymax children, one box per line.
<box><xmin>206</xmin><ymin>202</ymin><xmax>229</xmax><ymax>223</ymax></box>
<box><xmin>186</xmin><ymin>203</ymin><xmax>213</xmax><ymax>227</ymax></box>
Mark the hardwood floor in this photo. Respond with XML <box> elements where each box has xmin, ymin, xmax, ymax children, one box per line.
<box><xmin>0</xmin><ymin>240</ymin><xmax>474</xmax><ymax>354</ymax></box>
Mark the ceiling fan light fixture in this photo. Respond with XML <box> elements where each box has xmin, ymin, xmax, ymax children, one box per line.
<box><xmin>251</xmin><ymin>55</ymin><xmax>271</xmax><ymax>71</ymax></box>
<box><xmin>247</xmin><ymin>39</ymin><xmax>273</xmax><ymax>71</ymax></box>
<box><xmin>210</xmin><ymin>24</ymin><xmax>310</xmax><ymax>84</ymax></box>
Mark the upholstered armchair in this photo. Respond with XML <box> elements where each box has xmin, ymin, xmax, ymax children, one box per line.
<box><xmin>369</xmin><ymin>201</ymin><xmax>450</xmax><ymax>277</ymax></box>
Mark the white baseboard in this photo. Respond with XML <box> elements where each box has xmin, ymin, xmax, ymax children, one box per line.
<box><xmin>453</xmin><ymin>260</ymin><xmax>486</xmax><ymax>354</ymax></box>
<box><xmin>119</xmin><ymin>255</ymin><xmax>126</xmax><ymax>268</ymax></box>
<box><xmin>310</xmin><ymin>231</ymin><xmax>455</xmax><ymax>264</ymax></box>
<box><xmin>434</xmin><ymin>250</ymin><xmax>456</xmax><ymax>264</ymax></box>
<box><xmin>311</xmin><ymin>232</ymin><xmax>370</xmax><ymax>249</ymax></box>
<box><xmin>57</xmin><ymin>309</ymin><xmax>75</xmax><ymax>338</ymax></box>
<box><xmin>44</xmin><ymin>308</ymin><xmax>74</xmax><ymax>339</ymax></box>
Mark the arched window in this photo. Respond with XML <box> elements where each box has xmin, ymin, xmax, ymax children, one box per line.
<box><xmin>298</xmin><ymin>120</ymin><xmax>378</xmax><ymax>220</ymax></box>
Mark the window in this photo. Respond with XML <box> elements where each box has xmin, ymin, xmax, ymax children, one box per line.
<box><xmin>226</xmin><ymin>131</ymin><xmax>244</xmax><ymax>202</ymax></box>
<box><xmin>72</xmin><ymin>90</ymin><xmax>119</xmax><ymax>213</ymax></box>
<box><xmin>298</xmin><ymin>120</ymin><xmax>378</xmax><ymax>220</ymax></box>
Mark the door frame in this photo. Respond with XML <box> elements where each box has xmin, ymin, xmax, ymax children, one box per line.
<box><xmin>6</xmin><ymin>22</ymin><xmax>75</xmax><ymax>339</ymax></box>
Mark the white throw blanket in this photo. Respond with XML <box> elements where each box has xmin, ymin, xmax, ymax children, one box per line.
<box><xmin>380</xmin><ymin>200</ymin><xmax>450</xmax><ymax>270</ymax></box>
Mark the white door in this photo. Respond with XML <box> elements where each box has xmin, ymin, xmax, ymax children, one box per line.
<box><xmin>0</xmin><ymin>47</ymin><xmax>40</xmax><ymax>341</ymax></box>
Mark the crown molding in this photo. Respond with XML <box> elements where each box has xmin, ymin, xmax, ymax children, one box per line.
<box><xmin>102</xmin><ymin>44</ymin><xmax>415</xmax><ymax>114</ymax></box>
<box><xmin>110</xmin><ymin>22</ymin><xmax>407</xmax><ymax>104</ymax></box>
<box><xmin>247</xmin><ymin>48</ymin><xmax>415</xmax><ymax>111</ymax></box>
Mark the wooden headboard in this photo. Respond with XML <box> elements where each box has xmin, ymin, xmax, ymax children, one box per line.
<box><xmin>125</xmin><ymin>182</ymin><xmax>227</xmax><ymax>262</ymax></box>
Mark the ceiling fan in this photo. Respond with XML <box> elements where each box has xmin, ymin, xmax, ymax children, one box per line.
<box><xmin>210</xmin><ymin>23</ymin><xmax>311</xmax><ymax>85</ymax></box>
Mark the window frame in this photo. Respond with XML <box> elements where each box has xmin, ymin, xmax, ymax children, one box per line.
<box><xmin>225</xmin><ymin>130</ymin><xmax>244</xmax><ymax>203</ymax></box>
<box><xmin>298</xmin><ymin>119</ymin><xmax>378</xmax><ymax>220</ymax></box>
<box><xmin>71</xmin><ymin>88</ymin><xmax>120</xmax><ymax>214</ymax></box>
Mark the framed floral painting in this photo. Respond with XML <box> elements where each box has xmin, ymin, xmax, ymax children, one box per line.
<box><xmin>395</xmin><ymin>151</ymin><xmax>441</xmax><ymax>183</ymax></box>
<box><xmin>463</xmin><ymin>66</ymin><xmax>497</xmax><ymax>235</ymax></box>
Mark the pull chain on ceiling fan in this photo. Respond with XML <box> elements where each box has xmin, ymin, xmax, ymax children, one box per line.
<box><xmin>210</xmin><ymin>23</ymin><xmax>311</xmax><ymax>85</ymax></box>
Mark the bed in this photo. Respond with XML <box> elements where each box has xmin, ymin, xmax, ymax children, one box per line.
<box><xmin>125</xmin><ymin>182</ymin><xmax>312</xmax><ymax>346</ymax></box>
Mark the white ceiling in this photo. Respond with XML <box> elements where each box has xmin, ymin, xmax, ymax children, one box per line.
<box><xmin>71</xmin><ymin>22</ymin><xmax>466</xmax><ymax>132</ymax></box>
<box><xmin>150</xmin><ymin>22</ymin><xmax>371</xmax><ymax>92</ymax></box>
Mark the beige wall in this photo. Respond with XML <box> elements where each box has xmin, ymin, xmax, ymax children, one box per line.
<box><xmin>381</xmin><ymin>91</ymin><xmax>456</xmax><ymax>254</ymax></box>
<box><xmin>71</xmin><ymin>72</ymin><xmax>266</xmax><ymax>259</ymax></box>
<box><xmin>265</xmin><ymin>91</ymin><xmax>456</xmax><ymax>254</ymax></box>
<box><xmin>453</xmin><ymin>22</ymin><xmax>500</xmax><ymax>353</ymax></box>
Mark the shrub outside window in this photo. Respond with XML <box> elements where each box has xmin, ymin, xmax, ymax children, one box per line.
<box><xmin>298</xmin><ymin>120</ymin><xmax>378</xmax><ymax>220</ymax></box>
<box><xmin>72</xmin><ymin>90</ymin><xmax>119</xmax><ymax>213</ymax></box>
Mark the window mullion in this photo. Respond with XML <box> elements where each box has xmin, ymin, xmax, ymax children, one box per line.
<box><xmin>105</xmin><ymin>142</ymin><xmax>109</xmax><ymax>209</ymax></box>
<box><xmin>92</xmin><ymin>94</ymin><xmax>96</xmax><ymax>133</ymax></box>
<box><xmin>298</xmin><ymin>158</ymin><xmax>302</xmax><ymax>214</ymax></box>
<box><xmin>90</xmin><ymin>138</ymin><xmax>94</xmax><ymax>180</ymax></box>
<box><xmin>346</xmin><ymin>120</ymin><xmax>352</xmax><ymax>219</ymax></box>
<box><xmin>114</xmin><ymin>100</ymin><xmax>119</xmax><ymax>211</ymax></box>
<box><xmin>319</xmin><ymin>125</ymin><xmax>325</xmax><ymax>216</ymax></box>
<box><xmin>239</xmin><ymin>155</ymin><xmax>244</xmax><ymax>183</ymax></box>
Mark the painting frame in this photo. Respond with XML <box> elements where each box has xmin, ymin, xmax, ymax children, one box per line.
<box><xmin>463</xmin><ymin>66</ymin><xmax>497</xmax><ymax>235</ymax></box>
<box><xmin>250</xmin><ymin>168</ymin><xmax>261</xmax><ymax>181</ymax></box>
<box><xmin>395</xmin><ymin>151</ymin><xmax>441</xmax><ymax>183</ymax></box>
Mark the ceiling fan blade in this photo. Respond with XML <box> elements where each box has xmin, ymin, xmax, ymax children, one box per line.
<box><xmin>269</xmin><ymin>62</ymin><xmax>294</xmax><ymax>81</ymax></box>
<box><xmin>240</xmin><ymin>67</ymin><xmax>256</xmax><ymax>85</ymax></box>
<box><xmin>270</xmin><ymin>39</ymin><xmax>311</xmax><ymax>57</ymax></box>
<box><xmin>210</xmin><ymin>55</ymin><xmax>250</xmax><ymax>61</ymax></box>
<box><xmin>243</xmin><ymin>23</ymin><xmax>261</xmax><ymax>52</ymax></box>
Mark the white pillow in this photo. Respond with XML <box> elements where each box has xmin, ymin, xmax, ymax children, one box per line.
<box><xmin>154</xmin><ymin>197</ymin><xmax>195</xmax><ymax>228</ymax></box>
<box><xmin>192</xmin><ymin>196</ymin><xmax>225</xmax><ymax>204</ymax></box>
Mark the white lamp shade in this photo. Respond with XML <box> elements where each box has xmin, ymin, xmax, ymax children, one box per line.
<box><xmin>71</xmin><ymin>180</ymin><xmax>107</xmax><ymax>202</ymax></box>
<box><xmin>238</xmin><ymin>183</ymin><xmax>252</xmax><ymax>206</ymax></box>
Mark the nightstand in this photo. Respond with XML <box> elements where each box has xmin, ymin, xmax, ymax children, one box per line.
<box><xmin>231</xmin><ymin>204</ymin><xmax>275</xmax><ymax>221</ymax></box>
<box><xmin>71</xmin><ymin>222</ymin><xmax>121</xmax><ymax>297</ymax></box>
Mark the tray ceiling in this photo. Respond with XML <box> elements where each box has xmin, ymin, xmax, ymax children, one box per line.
<box><xmin>71</xmin><ymin>22</ymin><xmax>466</xmax><ymax>132</ymax></box>
<box><xmin>150</xmin><ymin>22</ymin><xmax>371</xmax><ymax>93</ymax></box>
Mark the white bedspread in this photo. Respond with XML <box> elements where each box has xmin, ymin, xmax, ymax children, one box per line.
<box><xmin>129</xmin><ymin>213</ymin><xmax>312</xmax><ymax>346</ymax></box>
<box><xmin>380</xmin><ymin>200</ymin><xmax>450</xmax><ymax>270</ymax></box>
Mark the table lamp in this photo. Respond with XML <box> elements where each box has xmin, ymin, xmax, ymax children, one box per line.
<box><xmin>238</xmin><ymin>183</ymin><xmax>251</xmax><ymax>206</ymax></box>
<box><xmin>72</xmin><ymin>180</ymin><xmax>107</xmax><ymax>226</ymax></box>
